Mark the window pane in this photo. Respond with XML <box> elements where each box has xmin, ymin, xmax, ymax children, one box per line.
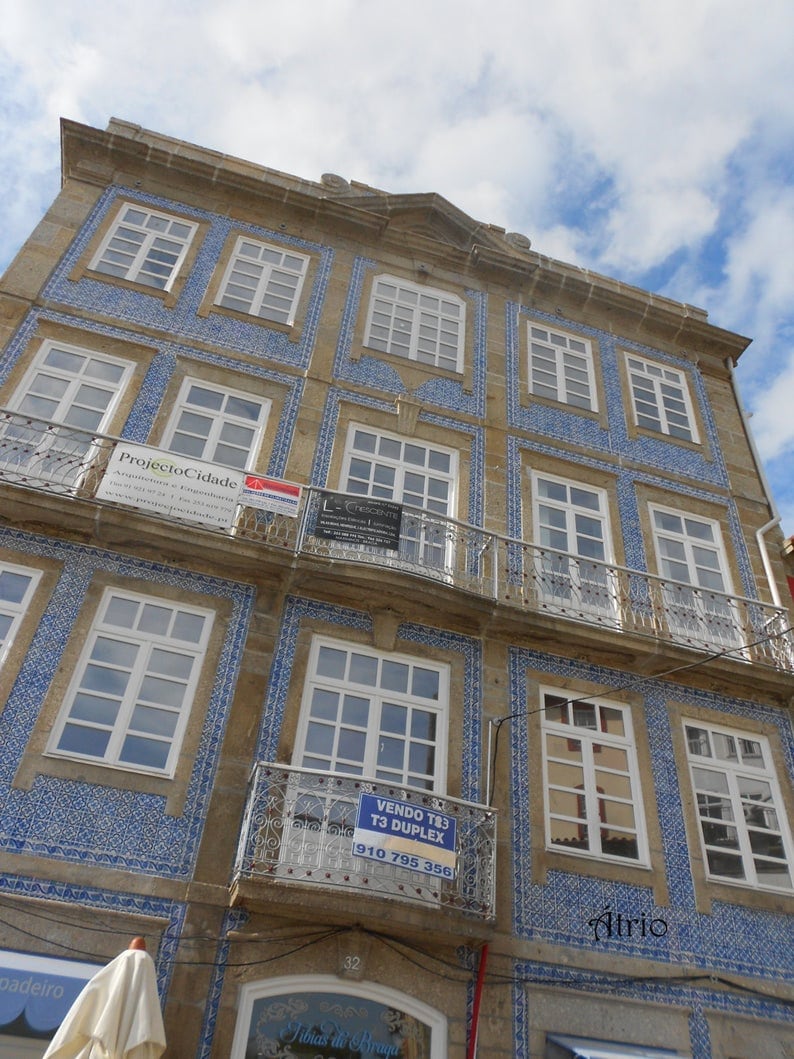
<box><xmin>120</xmin><ymin>735</ymin><xmax>170</xmax><ymax>770</ymax></box>
<box><xmin>90</xmin><ymin>636</ymin><xmax>138</xmax><ymax>667</ymax></box>
<box><xmin>349</xmin><ymin>652</ymin><xmax>378</xmax><ymax>686</ymax></box>
<box><xmin>139</xmin><ymin>675</ymin><xmax>186</xmax><ymax>708</ymax></box>
<box><xmin>410</xmin><ymin>710</ymin><xmax>437</xmax><ymax>741</ymax></box>
<box><xmin>58</xmin><ymin>725</ymin><xmax>111</xmax><ymax>757</ymax></box>
<box><xmin>411</xmin><ymin>667</ymin><xmax>440</xmax><ymax>700</ymax></box>
<box><xmin>305</xmin><ymin>722</ymin><xmax>334</xmax><ymax>757</ymax></box>
<box><xmin>381</xmin><ymin>660</ymin><xmax>409</xmax><ymax>693</ymax></box>
<box><xmin>138</xmin><ymin>604</ymin><xmax>172</xmax><ymax>636</ymax></box>
<box><xmin>310</xmin><ymin>688</ymin><xmax>339</xmax><ymax>720</ymax></box>
<box><xmin>341</xmin><ymin>694</ymin><xmax>369</xmax><ymax>727</ymax></box>
<box><xmin>130</xmin><ymin>704</ymin><xmax>179</xmax><ymax>737</ymax></box>
<box><xmin>0</xmin><ymin>570</ymin><xmax>34</xmax><ymax>604</ymax></box>
<box><xmin>316</xmin><ymin>646</ymin><xmax>347</xmax><ymax>679</ymax></box>
<box><xmin>69</xmin><ymin>693</ymin><xmax>120</xmax><ymax>726</ymax></box>
<box><xmin>381</xmin><ymin>703</ymin><xmax>407</xmax><ymax>734</ymax></box>
<box><xmin>172</xmin><ymin>611</ymin><xmax>206</xmax><ymax>644</ymax></box>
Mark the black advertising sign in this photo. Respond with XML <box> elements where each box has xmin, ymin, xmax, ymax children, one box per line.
<box><xmin>314</xmin><ymin>492</ymin><xmax>402</xmax><ymax>550</ymax></box>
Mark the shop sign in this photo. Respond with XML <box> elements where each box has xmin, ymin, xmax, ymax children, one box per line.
<box><xmin>239</xmin><ymin>475</ymin><xmax>302</xmax><ymax>517</ymax></box>
<box><xmin>0</xmin><ymin>950</ymin><xmax>99</xmax><ymax>1040</ymax></box>
<box><xmin>313</xmin><ymin>493</ymin><xmax>402</xmax><ymax>550</ymax></box>
<box><xmin>353</xmin><ymin>793</ymin><xmax>457</xmax><ymax>879</ymax></box>
<box><xmin>241</xmin><ymin>989</ymin><xmax>432</xmax><ymax>1058</ymax></box>
<box><xmin>96</xmin><ymin>443</ymin><xmax>242</xmax><ymax>527</ymax></box>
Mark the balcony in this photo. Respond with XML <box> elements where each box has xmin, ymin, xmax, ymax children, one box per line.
<box><xmin>0</xmin><ymin>409</ymin><xmax>791</xmax><ymax>672</ymax></box>
<box><xmin>231</xmin><ymin>763</ymin><xmax>497</xmax><ymax>926</ymax></box>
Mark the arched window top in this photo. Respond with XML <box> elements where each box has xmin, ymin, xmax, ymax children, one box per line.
<box><xmin>231</xmin><ymin>974</ymin><xmax>447</xmax><ymax>1058</ymax></box>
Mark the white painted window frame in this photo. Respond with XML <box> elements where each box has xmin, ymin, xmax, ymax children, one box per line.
<box><xmin>342</xmin><ymin>423</ymin><xmax>458</xmax><ymax>513</ymax></box>
<box><xmin>540</xmin><ymin>688</ymin><xmax>650</xmax><ymax>865</ymax></box>
<box><xmin>683</xmin><ymin>719</ymin><xmax>794</xmax><ymax>892</ymax></box>
<box><xmin>0</xmin><ymin>340</ymin><xmax>134</xmax><ymax>489</ymax></box>
<box><xmin>88</xmin><ymin>203</ymin><xmax>197</xmax><ymax>292</ymax></box>
<box><xmin>160</xmin><ymin>376</ymin><xmax>271</xmax><ymax>471</ymax></box>
<box><xmin>528</xmin><ymin>324</ymin><xmax>598</xmax><ymax>411</ymax></box>
<box><xmin>0</xmin><ymin>561</ymin><xmax>43</xmax><ymax>667</ymax></box>
<box><xmin>531</xmin><ymin>471</ymin><xmax>618</xmax><ymax>621</ymax></box>
<box><xmin>294</xmin><ymin>635</ymin><xmax>450</xmax><ymax>792</ymax></box>
<box><xmin>364</xmin><ymin>274</ymin><xmax>466</xmax><ymax>373</ymax></box>
<box><xmin>650</xmin><ymin>505</ymin><xmax>732</xmax><ymax>591</ymax></box>
<box><xmin>7</xmin><ymin>340</ymin><xmax>134</xmax><ymax>429</ymax></box>
<box><xmin>649</xmin><ymin>504</ymin><xmax>741</xmax><ymax>650</ymax></box>
<box><xmin>214</xmin><ymin>235</ymin><xmax>309</xmax><ymax>325</ymax></box>
<box><xmin>47</xmin><ymin>587</ymin><xmax>214</xmax><ymax>777</ymax></box>
<box><xmin>339</xmin><ymin>423</ymin><xmax>459</xmax><ymax>575</ymax></box>
<box><xmin>626</xmin><ymin>353</ymin><xmax>699</xmax><ymax>442</ymax></box>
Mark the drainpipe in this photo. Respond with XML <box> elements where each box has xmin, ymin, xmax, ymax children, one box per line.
<box><xmin>466</xmin><ymin>942</ymin><xmax>489</xmax><ymax>1059</ymax></box>
<box><xmin>725</xmin><ymin>357</ymin><xmax>782</xmax><ymax>608</ymax></box>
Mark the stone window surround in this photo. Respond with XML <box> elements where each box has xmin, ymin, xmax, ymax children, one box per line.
<box><xmin>667</xmin><ymin>697</ymin><xmax>794</xmax><ymax>915</ymax></box>
<box><xmin>196</xmin><ymin>227</ymin><xmax>323</xmax><ymax>343</ymax></box>
<box><xmin>14</xmin><ymin>573</ymin><xmax>232</xmax><ymax>818</ymax></box>
<box><xmin>68</xmin><ymin>199</ymin><xmax>208</xmax><ymax>309</ymax></box>
<box><xmin>526</xmin><ymin>669</ymin><xmax>668</xmax><ymax>904</ymax></box>
<box><xmin>349</xmin><ymin>268</ymin><xmax>477</xmax><ymax>395</ymax></box>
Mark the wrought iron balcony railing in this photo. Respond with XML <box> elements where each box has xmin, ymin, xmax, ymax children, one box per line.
<box><xmin>501</xmin><ymin>539</ymin><xmax>794</xmax><ymax>669</ymax></box>
<box><xmin>1</xmin><ymin>409</ymin><xmax>791</xmax><ymax>670</ymax></box>
<box><xmin>233</xmin><ymin>763</ymin><xmax>497</xmax><ymax>920</ymax></box>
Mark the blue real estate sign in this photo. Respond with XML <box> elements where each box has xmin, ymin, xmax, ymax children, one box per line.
<box><xmin>353</xmin><ymin>793</ymin><xmax>457</xmax><ymax>879</ymax></box>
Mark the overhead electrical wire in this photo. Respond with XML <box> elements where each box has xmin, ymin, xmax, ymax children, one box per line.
<box><xmin>488</xmin><ymin>620</ymin><xmax>794</xmax><ymax>804</ymax></box>
<box><xmin>1</xmin><ymin>623</ymin><xmax>791</xmax><ymax>1012</ymax></box>
<box><xmin>2</xmin><ymin>900</ymin><xmax>793</xmax><ymax>1009</ymax></box>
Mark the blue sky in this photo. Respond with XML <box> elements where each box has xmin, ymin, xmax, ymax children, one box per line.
<box><xmin>0</xmin><ymin>0</ymin><xmax>792</xmax><ymax>538</ymax></box>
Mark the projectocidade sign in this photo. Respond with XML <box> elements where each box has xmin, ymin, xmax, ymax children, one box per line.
<box><xmin>97</xmin><ymin>443</ymin><xmax>243</xmax><ymax>527</ymax></box>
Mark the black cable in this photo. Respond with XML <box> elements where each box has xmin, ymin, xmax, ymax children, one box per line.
<box><xmin>0</xmin><ymin>908</ymin><xmax>346</xmax><ymax>969</ymax></box>
<box><xmin>489</xmin><ymin>966</ymin><xmax>794</xmax><ymax>1008</ymax></box>
<box><xmin>488</xmin><ymin>621</ymin><xmax>794</xmax><ymax>804</ymax></box>
<box><xmin>3</xmin><ymin>904</ymin><xmax>792</xmax><ymax>1010</ymax></box>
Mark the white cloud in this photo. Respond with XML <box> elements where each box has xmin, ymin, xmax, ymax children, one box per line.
<box><xmin>0</xmin><ymin>0</ymin><xmax>793</xmax><ymax>536</ymax></box>
<box><xmin>746</xmin><ymin>353</ymin><xmax>794</xmax><ymax>461</ymax></box>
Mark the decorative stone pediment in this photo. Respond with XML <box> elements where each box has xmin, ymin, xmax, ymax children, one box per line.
<box><xmin>338</xmin><ymin>190</ymin><xmax>523</xmax><ymax>256</ymax></box>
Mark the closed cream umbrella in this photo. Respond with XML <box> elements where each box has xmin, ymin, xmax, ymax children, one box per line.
<box><xmin>42</xmin><ymin>938</ymin><xmax>166</xmax><ymax>1059</ymax></box>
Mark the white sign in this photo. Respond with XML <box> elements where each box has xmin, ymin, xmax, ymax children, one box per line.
<box><xmin>240</xmin><ymin>474</ymin><xmax>302</xmax><ymax>517</ymax></box>
<box><xmin>96</xmin><ymin>443</ymin><xmax>242</xmax><ymax>527</ymax></box>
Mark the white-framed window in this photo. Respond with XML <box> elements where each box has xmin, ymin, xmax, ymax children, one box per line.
<box><xmin>528</xmin><ymin>325</ymin><xmax>597</xmax><ymax>411</ymax></box>
<box><xmin>0</xmin><ymin>341</ymin><xmax>133</xmax><ymax>487</ymax></box>
<box><xmin>47</xmin><ymin>588</ymin><xmax>214</xmax><ymax>776</ymax></box>
<box><xmin>88</xmin><ymin>204</ymin><xmax>197</xmax><ymax>292</ymax></box>
<box><xmin>650</xmin><ymin>506</ymin><xmax>740</xmax><ymax>649</ymax></box>
<box><xmin>0</xmin><ymin>562</ymin><xmax>42</xmax><ymax>667</ymax></box>
<box><xmin>295</xmin><ymin>637</ymin><xmax>448</xmax><ymax>791</ymax></box>
<box><xmin>684</xmin><ymin>720</ymin><xmax>793</xmax><ymax>891</ymax></box>
<box><xmin>626</xmin><ymin>354</ymin><xmax>698</xmax><ymax>442</ymax></box>
<box><xmin>160</xmin><ymin>377</ymin><xmax>270</xmax><ymax>471</ymax></box>
<box><xmin>364</xmin><ymin>275</ymin><xmax>465</xmax><ymax>372</ymax></box>
<box><xmin>531</xmin><ymin>472</ymin><xmax>618</xmax><ymax>620</ymax></box>
<box><xmin>283</xmin><ymin>637</ymin><xmax>449</xmax><ymax>866</ymax></box>
<box><xmin>215</xmin><ymin>236</ymin><xmax>308</xmax><ymax>325</ymax></box>
<box><xmin>231</xmin><ymin>976</ymin><xmax>448</xmax><ymax>1059</ymax></box>
<box><xmin>541</xmin><ymin>689</ymin><xmax>648</xmax><ymax>864</ymax></box>
<box><xmin>341</xmin><ymin>425</ymin><xmax>458</xmax><ymax>571</ymax></box>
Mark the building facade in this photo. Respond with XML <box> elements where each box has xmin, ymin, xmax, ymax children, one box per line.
<box><xmin>0</xmin><ymin>118</ymin><xmax>792</xmax><ymax>1058</ymax></box>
